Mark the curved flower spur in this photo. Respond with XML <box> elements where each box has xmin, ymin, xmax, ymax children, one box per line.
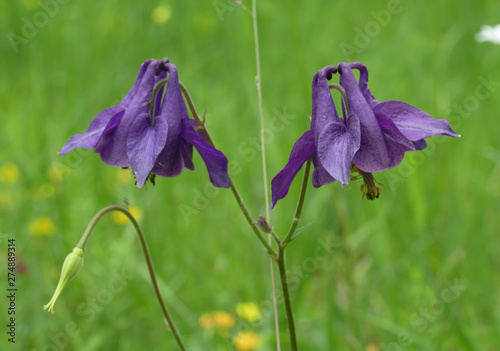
<box><xmin>59</xmin><ymin>59</ymin><xmax>229</xmax><ymax>188</ymax></box>
<box><xmin>270</xmin><ymin>62</ymin><xmax>459</xmax><ymax>209</ymax></box>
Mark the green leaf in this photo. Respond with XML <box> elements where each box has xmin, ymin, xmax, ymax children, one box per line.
<box><xmin>290</xmin><ymin>222</ymin><xmax>315</xmax><ymax>242</ymax></box>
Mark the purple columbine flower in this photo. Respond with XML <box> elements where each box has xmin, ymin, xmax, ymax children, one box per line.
<box><xmin>270</xmin><ymin>63</ymin><xmax>459</xmax><ymax>209</ymax></box>
<box><xmin>59</xmin><ymin>59</ymin><xmax>230</xmax><ymax>188</ymax></box>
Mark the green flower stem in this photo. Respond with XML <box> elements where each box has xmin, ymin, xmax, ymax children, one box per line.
<box><xmin>178</xmin><ymin>82</ymin><xmax>215</xmax><ymax>146</ymax></box>
<box><xmin>329</xmin><ymin>83</ymin><xmax>351</xmax><ymax>116</ymax></box>
<box><xmin>269</xmin><ymin>229</ymin><xmax>281</xmax><ymax>245</ymax></box>
<box><xmin>281</xmin><ymin>158</ymin><xmax>312</xmax><ymax>247</ymax></box>
<box><xmin>277</xmin><ymin>246</ymin><xmax>298</xmax><ymax>351</ymax></box>
<box><xmin>271</xmin><ymin>157</ymin><xmax>312</xmax><ymax>351</ymax></box>
<box><xmin>178</xmin><ymin>82</ymin><xmax>278</xmax><ymax>259</ymax></box>
<box><xmin>76</xmin><ymin>206</ymin><xmax>187</xmax><ymax>351</ymax></box>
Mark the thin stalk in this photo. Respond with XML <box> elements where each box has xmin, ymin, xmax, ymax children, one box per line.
<box><xmin>268</xmin><ymin>237</ymin><xmax>281</xmax><ymax>351</ymax></box>
<box><xmin>76</xmin><ymin>206</ymin><xmax>187</xmax><ymax>351</ymax></box>
<box><xmin>252</xmin><ymin>0</ymin><xmax>270</xmax><ymax>217</ymax></box>
<box><xmin>252</xmin><ymin>0</ymin><xmax>282</xmax><ymax>348</ymax></box>
<box><xmin>274</xmin><ymin>158</ymin><xmax>311</xmax><ymax>351</ymax></box>
<box><xmin>328</xmin><ymin>83</ymin><xmax>350</xmax><ymax>116</ymax></box>
<box><xmin>277</xmin><ymin>246</ymin><xmax>298</xmax><ymax>351</ymax></box>
<box><xmin>269</xmin><ymin>229</ymin><xmax>281</xmax><ymax>245</ymax></box>
<box><xmin>282</xmin><ymin>158</ymin><xmax>312</xmax><ymax>247</ymax></box>
<box><xmin>252</xmin><ymin>0</ymin><xmax>281</xmax><ymax>351</ymax></box>
<box><xmin>179</xmin><ymin>82</ymin><xmax>215</xmax><ymax>146</ymax></box>
<box><xmin>228</xmin><ymin>177</ymin><xmax>277</xmax><ymax>257</ymax></box>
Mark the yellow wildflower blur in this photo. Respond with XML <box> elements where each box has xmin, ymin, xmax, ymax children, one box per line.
<box><xmin>233</xmin><ymin>331</ymin><xmax>261</xmax><ymax>351</ymax></box>
<box><xmin>0</xmin><ymin>162</ymin><xmax>20</xmax><ymax>185</ymax></box>
<box><xmin>365</xmin><ymin>344</ymin><xmax>379</xmax><ymax>351</ymax></box>
<box><xmin>236</xmin><ymin>302</ymin><xmax>261</xmax><ymax>322</ymax></box>
<box><xmin>212</xmin><ymin>310</ymin><xmax>235</xmax><ymax>335</ymax></box>
<box><xmin>199</xmin><ymin>311</ymin><xmax>235</xmax><ymax>336</ymax></box>
<box><xmin>199</xmin><ymin>313</ymin><xmax>213</xmax><ymax>329</ymax></box>
<box><xmin>112</xmin><ymin>206</ymin><xmax>143</xmax><ymax>224</ymax></box>
<box><xmin>29</xmin><ymin>217</ymin><xmax>56</xmax><ymax>237</ymax></box>
<box><xmin>151</xmin><ymin>4</ymin><xmax>172</xmax><ymax>25</ymax></box>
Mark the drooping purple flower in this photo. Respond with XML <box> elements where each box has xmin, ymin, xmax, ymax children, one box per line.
<box><xmin>270</xmin><ymin>63</ymin><xmax>459</xmax><ymax>209</ymax></box>
<box><xmin>337</xmin><ymin>62</ymin><xmax>459</xmax><ymax>173</ymax></box>
<box><xmin>59</xmin><ymin>59</ymin><xmax>229</xmax><ymax>188</ymax></box>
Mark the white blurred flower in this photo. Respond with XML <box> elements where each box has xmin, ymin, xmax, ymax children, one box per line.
<box><xmin>475</xmin><ymin>25</ymin><xmax>500</xmax><ymax>44</ymax></box>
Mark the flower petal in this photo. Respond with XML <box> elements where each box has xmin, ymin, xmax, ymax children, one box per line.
<box><xmin>119</xmin><ymin>59</ymin><xmax>153</xmax><ymax>108</ymax></box>
<box><xmin>179</xmin><ymin>138</ymin><xmax>194</xmax><ymax>170</ymax></box>
<box><xmin>152</xmin><ymin>63</ymin><xmax>188</xmax><ymax>177</ymax></box>
<box><xmin>375</xmin><ymin>110</ymin><xmax>423</xmax><ymax>152</ymax></box>
<box><xmin>338</xmin><ymin>62</ymin><xmax>405</xmax><ymax>172</ymax></box>
<box><xmin>317</xmin><ymin>113</ymin><xmax>361</xmax><ymax>186</ymax></box>
<box><xmin>348</xmin><ymin>62</ymin><xmax>378</xmax><ymax>108</ymax></box>
<box><xmin>373</xmin><ymin>100</ymin><xmax>460</xmax><ymax>141</ymax></box>
<box><xmin>97</xmin><ymin>60</ymin><xmax>166</xmax><ymax>167</ymax></box>
<box><xmin>180</xmin><ymin>118</ymin><xmax>229</xmax><ymax>188</ymax></box>
<box><xmin>58</xmin><ymin>106</ymin><xmax>124</xmax><ymax>155</ymax></box>
<box><xmin>120</xmin><ymin>58</ymin><xmax>169</xmax><ymax>108</ymax></box>
<box><xmin>270</xmin><ymin>130</ymin><xmax>315</xmax><ymax>210</ymax></box>
<box><xmin>311</xmin><ymin>153</ymin><xmax>336</xmax><ymax>188</ymax></box>
<box><xmin>126</xmin><ymin>113</ymin><xmax>168</xmax><ymax>187</ymax></box>
<box><xmin>311</xmin><ymin>65</ymin><xmax>340</xmax><ymax>137</ymax></box>
<box><xmin>94</xmin><ymin>111</ymin><xmax>126</xmax><ymax>163</ymax></box>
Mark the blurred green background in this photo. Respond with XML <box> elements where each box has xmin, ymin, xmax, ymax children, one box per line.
<box><xmin>1</xmin><ymin>0</ymin><xmax>499</xmax><ymax>350</ymax></box>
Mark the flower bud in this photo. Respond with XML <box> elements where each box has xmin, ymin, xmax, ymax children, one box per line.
<box><xmin>252</xmin><ymin>215</ymin><xmax>273</xmax><ymax>234</ymax></box>
<box><xmin>43</xmin><ymin>247</ymin><xmax>84</xmax><ymax>314</ymax></box>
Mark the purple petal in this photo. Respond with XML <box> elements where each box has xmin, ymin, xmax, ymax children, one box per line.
<box><xmin>94</xmin><ymin>111</ymin><xmax>126</xmax><ymax>164</ymax></box>
<box><xmin>338</xmin><ymin>62</ymin><xmax>405</xmax><ymax>172</ymax></box>
<box><xmin>347</xmin><ymin>62</ymin><xmax>378</xmax><ymax>108</ymax></box>
<box><xmin>375</xmin><ymin>110</ymin><xmax>423</xmax><ymax>152</ymax></box>
<box><xmin>310</xmin><ymin>66</ymin><xmax>344</xmax><ymax>188</ymax></box>
<box><xmin>59</xmin><ymin>105</ymin><xmax>124</xmax><ymax>155</ymax></box>
<box><xmin>152</xmin><ymin>63</ymin><xmax>187</xmax><ymax>177</ymax></box>
<box><xmin>413</xmin><ymin>139</ymin><xmax>427</xmax><ymax>150</ymax></box>
<box><xmin>119</xmin><ymin>59</ymin><xmax>153</xmax><ymax>108</ymax></box>
<box><xmin>311</xmin><ymin>66</ymin><xmax>340</xmax><ymax>135</ymax></box>
<box><xmin>317</xmin><ymin>113</ymin><xmax>361</xmax><ymax>186</ymax></box>
<box><xmin>126</xmin><ymin>113</ymin><xmax>168</xmax><ymax>187</ymax></box>
<box><xmin>179</xmin><ymin>138</ymin><xmax>194</xmax><ymax>170</ymax></box>
<box><xmin>373</xmin><ymin>101</ymin><xmax>460</xmax><ymax>141</ymax></box>
<box><xmin>120</xmin><ymin>58</ymin><xmax>169</xmax><ymax>108</ymax></box>
<box><xmin>98</xmin><ymin>60</ymin><xmax>166</xmax><ymax>167</ymax></box>
<box><xmin>311</xmin><ymin>153</ymin><xmax>336</xmax><ymax>188</ymax></box>
<box><xmin>180</xmin><ymin>118</ymin><xmax>229</xmax><ymax>188</ymax></box>
<box><xmin>270</xmin><ymin>130</ymin><xmax>315</xmax><ymax>210</ymax></box>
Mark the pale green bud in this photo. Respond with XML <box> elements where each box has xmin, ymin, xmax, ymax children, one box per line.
<box><xmin>43</xmin><ymin>247</ymin><xmax>84</xmax><ymax>314</ymax></box>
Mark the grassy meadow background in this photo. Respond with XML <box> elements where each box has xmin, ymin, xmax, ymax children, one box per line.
<box><xmin>1</xmin><ymin>0</ymin><xmax>499</xmax><ymax>350</ymax></box>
